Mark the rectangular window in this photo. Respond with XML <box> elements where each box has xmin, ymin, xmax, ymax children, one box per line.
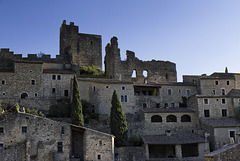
<box><xmin>121</xmin><ymin>95</ymin><xmax>124</xmax><ymax>102</ymax></box>
<box><xmin>125</xmin><ymin>95</ymin><xmax>127</xmax><ymax>102</ymax></box>
<box><xmin>178</xmin><ymin>89</ymin><xmax>182</xmax><ymax>93</ymax></box>
<box><xmin>122</xmin><ymin>86</ymin><xmax>125</xmax><ymax>90</ymax></box>
<box><xmin>143</xmin><ymin>103</ymin><xmax>147</xmax><ymax>108</ymax></box>
<box><xmin>171</xmin><ymin>103</ymin><xmax>175</xmax><ymax>107</ymax></box>
<box><xmin>0</xmin><ymin>143</ymin><xmax>3</xmax><ymax>148</ymax></box>
<box><xmin>22</xmin><ymin>126</ymin><xmax>27</xmax><ymax>133</ymax></box>
<box><xmin>204</xmin><ymin>99</ymin><xmax>209</xmax><ymax>105</ymax></box>
<box><xmin>156</xmin><ymin>103</ymin><xmax>160</xmax><ymax>108</ymax></box>
<box><xmin>57</xmin><ymin>75</ymin><xmax>61</xmax><ymax>80</ymax></box>
<box><xmin>215</xmin><ymin>81</ymin><xmax>219</xmax><ymax>85</ymax></box>
<box><xmin>165</xmin><ymin>103</ymin><xmax>168</xmax><ymax>108</ymax></box>
<box><xmin>99</xmin><ymin>141</ymin><xmax>102</xmax><ymax>146</ymax></box>
<box><xmin>222</xmin><ymin>89</ymin><xmax>225</xmax><ymax>95</ymax></box>
<box><xmin>34</xmin><ymin>93</ymin><xmax>38</xmax><ymax>97</ymax></box>
<box><xmin>204</xmin><ymin>110</ymin><xmax>210</xmax><ymax>117</ymax></box>
<box><xmin>0</xmin><ymin>127</ymin><xmax>3</xmax><ymax>133</ymax></box>
<box><xmin>57</xmin><ymin>142</ymin><xmax>63</xmax><ymax>153</ymax></box>
<box><xmin>52</xmin><ymin>88</ymin><xmax>56</xmax><ymax>94</ymax></box>
<box><xmin>2</xmin><ymin>80</ymin><xmax>5</xmax><ymax>85</ymax></box>
<box><xmin>186</xmin><ymin>89</ymin><xmax>190</xmax><ymax>96</ymax></box>
<box><xmin>31</xmin><ymin>80</ymin><xmax>35</xmax><ymax>85</ymax></box>
<box><xmin>52</xmin><ymin>75</ymin><xmax>56</xmax><ymax>80</ymax></box>
<box><xmin>167</xmin><ymin>89</ymin><xmax>172</xmax><ymax>95</ymax></box>
<box><xmin>230</xmin><ymin>131</ymin><xmax>235</xmax><ymax>141</ymax></box>
<box><xmin>64</xmin><ymin>90</ymin><xmax>68</xmax><ymax>97</ymax></box>
<box><xmin>222</xmin><ymin>98</ymin><xmax>226</xmax><ymax>104</ymax></box>
<box><xmin>98</xmin><ymin>154</ymin><xmax>101</xmax><ymax>160</ymax></box>
<box><xmin>227</xmin><ymin>81</ymin><xmax>230</xmax><ymax>85</ymax></box>
<box><xmin>222</xmin><ymin>109</ymin><xmax>227</xmax><ymax>117</ymax></box>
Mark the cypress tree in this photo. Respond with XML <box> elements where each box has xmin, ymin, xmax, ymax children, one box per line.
<box><xmin>110</xmin><ymin>90</ymin><xmax>128</xmax><ymax>147</ymax></box>
<box><xmin>71</xmin><ymin>74</ymin><xmax>84</xmax><ymax>126</ymax></box>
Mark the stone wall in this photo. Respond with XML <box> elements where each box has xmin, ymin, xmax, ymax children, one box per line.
<box><xmin>115</xmin><ymin>146</ymin><xmax>146</xmax><ymax>161</ymax></box>
<box><xmin>142</xmin><ymin>111</ymin><xmax>199</xmax><ymax>135</ymax></box>
<box><xmin>60</xmin><ymin>20</ymin><xmax>102</xmax><ymax>70</ymax></box>
<box><xmin>204</xmin><ymin>143</ymin><xmax>240</xmax><ymax>161</ymax></box>
<box><xmin>105</xmin><ymin>37</ymin><xmax>177</xmax><ymax>83</ymax></box>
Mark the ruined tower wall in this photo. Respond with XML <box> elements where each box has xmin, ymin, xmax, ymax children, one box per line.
<box><xmin>60</xmin><ymin>20</ymin><xmax>102</xmax><ymax>70</ymax></box>
<box><xmin>105</xmin><ymin>37</ymin><xmax>177</xmax><ymax>83</ymax></box>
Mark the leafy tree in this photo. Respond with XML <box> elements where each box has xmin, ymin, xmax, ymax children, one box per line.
<box><xmin>81</xmin><ymin>99</ymin><xmax>99</xmax><ymax>123</ymax></box>
<box><xmin>48</xmin><ymin>99</ymin><xmax>71</xmax><ymax>117</ymax></box>
<box><xmin>110</xmin><ymin>90</ymin><xmax>128</xmax><ymax>147</ymax></box>
<box><xmin>71</xmin><ymin>74</ymin><xmax>84</xmax><ymax>126</ymax></box>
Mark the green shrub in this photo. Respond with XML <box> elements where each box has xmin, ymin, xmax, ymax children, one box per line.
<box><xmin>80</xmin><ymin>65</ymin><xmax>104</xmax><ymax>76</ymax></box>
<box><xmin>128</xmin><ymin>135</ymin><xmax>143</xmax><ymax>146</ymax></box>
<box><xmin>25</xmin><ymin>108</ymin><xmax>45</xmax><ymax>117</ymax></box>
<box><xmin>48</xmin><ymin>99</ymin><xmax>71</xmax><ymax>117</ymax></box>
<box><xmin>82</xmin><ymin>99</ymin><xmax>99</xmax><ymax>123</ymax></box>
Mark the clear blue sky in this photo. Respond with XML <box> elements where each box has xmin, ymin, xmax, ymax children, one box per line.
<box><xmin>1</xmin><ymin>0</ymin><xmax>240</xmax><ymax>81</ymax></box>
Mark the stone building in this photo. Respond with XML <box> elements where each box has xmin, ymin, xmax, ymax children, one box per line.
<box><xmin>0</xmin><ymin>112</ymin><xmax>114</xmax><ymax>161</ymax></box>
<box><xmin>2</xmin><ymin>20</ymin><xmax>240</xmax><ymax>160</ymax></box>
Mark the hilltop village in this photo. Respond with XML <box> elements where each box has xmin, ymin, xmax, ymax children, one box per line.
<box><xmin>1</xmin><ymin>20</ymin><xmax>240</xmax><ymax>161</ymax></box>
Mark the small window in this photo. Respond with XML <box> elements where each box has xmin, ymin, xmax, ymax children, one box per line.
<box><xmin>106</xmin><ymin>86</ymin><xmax>108</xmax><ymax>89</ymax></box>
<box><xmin>0</xmin><ymin>127</ymin><xmax>3</xmax><ymax>133</ymax></box>
<box><xmin>178</xmin><ymin>89</ymin><xmax>182</xmax><ymax>93</ymax></box>
<box><xmin>186</xmin><ymin>89</ymin><xmax>190</xmax><ymax>96</ymax></box>
<box><xmin>222</xmin><ymin>98</ymin><xmax>226</xmax><ymax>104</ymax></box>
<box><xmin>52</xmin><ymin>88</ymin><xmax>56</xmax><ymax>94</ymax></box>
<box><xmin>61</xmin><ymin>127</ymin><xmax>64</xmax><ymax>135</ymax></box>
<box><xmin>204</xmin><ymin>99</ymin><xmax>209</xmax><ymax>105</ymax></box>
<box><xmin>34</xmin><ymin>93</ymin><xmax>38</xmax><ymax>97</ymax></box>
<box><xmin>52</xmin><ymin>75</ymin><xmax>56</xmax><ymax>80</ymax></box>
<box><xmin>93</xmin><ymin>86</ymin><xmax>96</xmax><ymax>91</ymax></box>
<box><xmin>98</xmin><ymin>154</ymin><xmax>101</xmax><ymax>160</ymax></box>
<box><xmin>57</xmin><ymin>142</ymin><xmax>63</xmax><ymax>153</ymax></box>
<box><xmin>222</xmin><ymin>89</ymin><xmax>225</xmax><ymax>95</ymax></box>
<box><xmin>170</xmin><ymin>103</ymin><xmax>175</xmax><ymax>107</ymax></box>
<box><xmin>121</xmin><ymin>95</ymin><xmax>124</xmax><ymax>102</ymax></box>
<box><xmin>22</xmin><ymin>126</ymin><xmax>27</xmax><ymax>133</ymax></box>
<box><xmin>222</xmin><ymin>109</ymin><xmax>227</xmax><ymax>117</ymax></box>
<box><xmin>0</xmin><ymin>143</ymin><xmax>3</xmax><ymax>148</ymax></box>
<box><xmin>64</xmin><ymin>90</ymin><xmax>68</xmax><ymax>97</ymax></box>
<box><xmin>125</xmin><ymin>95</ymin><xmax>127</xmax><ymax>102</ymax></box>
<box><xmin>212</xmin><ymin>90</ymin><xmax>216</xmax><ymax>95</ymax></box>
<box><xmin>31</xmin><ymin>80</ymin><xmax>35</xmax><ymax>85</ymax></box>
<box><xmin>164</xmin><ymin>103</ymin><xmax>168</xmax><ymax>108</ymax></box>
<box><xmin>215</xmin><ymin>81</ymin><xmax>219</xmax><ymax>85</ymax></box>
<box><xmin>156</xmin><ymin>103</ymin><xmax>160</xmax><ymax>108</ymax></box>
<box><xmin>99</xmin><ymin>141</ymin><xmax>102</xmax><ymax>146</ymax></box>
<box><xmin>2</xmin><ymin>92</ymin><xmax>5</xmax><ymax>96</ymax></box>
<box><xmin>122</xmin><ymin>86</ymin><xmax>125</xmax><ymax>90</ymax></box>
<box><xmin>2</xmin><ymin>80</ymin><xmax>5</xmax><ymax>85</ymax></box>
<box><xmin>143</xmin><ymin>103</ymin><xmax>147</xmax><ymax>108</ymax></box>
<box><xmin>227</xmin><ymin>81</ymin><xmax>230</xmax><ymax>85</ymax></box>
<box><xmin>204</xmin><ymin>110</ymin><xmax>210</xmax><ymax>117</ymax></box>
<box><xmin>167</xmin><ymin>89</ymin><xmax>172</xmax><ymax>95</ymax></box>
<box><xmin>57</xmin><ymin>75</ymin><xmax>61</xmax><ymax>80</ymax></box>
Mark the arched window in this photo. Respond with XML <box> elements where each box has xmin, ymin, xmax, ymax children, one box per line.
<box><xmin>131</xmin><ymin>70</ymin><xmax>137</xmax><ymax>78</ymax></box>
<box><xmin>166</xmin><ymin>115</ymin><xmax>177</xmax><ymax>122</ymax></box>
<box><xmin>181</xmin><ymin>115</ymin><xmax>191</xmax><ymax>122</ymax></box>
<box><xmin>21</xmin><ymin>93</ymin><xmax>28</xmax><ymax>99</ymax></box>
<box><xmin>151</xmin><ymin>115</ymin><xmax>162</xmax><ymax>122</ymax></box>
<box><xmin>143</xmin><ymin>70</ymin><xmax>148</xmax><ymax>78</ymax></box>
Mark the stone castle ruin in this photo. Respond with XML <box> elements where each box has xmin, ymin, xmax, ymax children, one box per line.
<box><xmin>1</xmin><ymin>20</ymin><xmax>240</xmax><ymax>161</ymax></box>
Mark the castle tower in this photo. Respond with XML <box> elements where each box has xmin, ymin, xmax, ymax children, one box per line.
<box><xmin>104</xmin><ymin>37</ymin><xmax>121</xmax><ymax>79</ymax></box>
<box><xmin>60</xmin><ymin>20</ymin><xmax>102</xmax><ymax>70</ymax></box>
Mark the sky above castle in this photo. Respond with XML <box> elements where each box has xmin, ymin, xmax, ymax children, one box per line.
<box><xmin>1</xmin><ymin>0</ymin><xmax>240</xmax><ymax>81</ymax></box>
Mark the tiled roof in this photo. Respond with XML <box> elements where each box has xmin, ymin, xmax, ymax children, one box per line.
<box><xmin>140</xmin><ymin>107</ymin><xmax>195</xmax><ymax>113</ymax></box>
<box><xmin>78</xmin><ymin>77</ymin><xmax>132</xmax><ymax>84</ymax></box>
<box><xmin>227</xmin><ymin>89</ymin><xmax>240</xmax><ymax>97</ymax></box>
<box><xmin>142</xmin><ymin>133</ymin><xmax>205</xmax><ymax>144</ymax></box>
<box><xmin>201</xmin><ymin>117</ymin><xmax>240</xmax><ymax>127</ymax></box>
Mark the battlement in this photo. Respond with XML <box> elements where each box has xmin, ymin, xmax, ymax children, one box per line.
<box><xmin>0</xmin><ymin>48</ymin><xmax>64</xmax><ymax>63</ymax></box>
